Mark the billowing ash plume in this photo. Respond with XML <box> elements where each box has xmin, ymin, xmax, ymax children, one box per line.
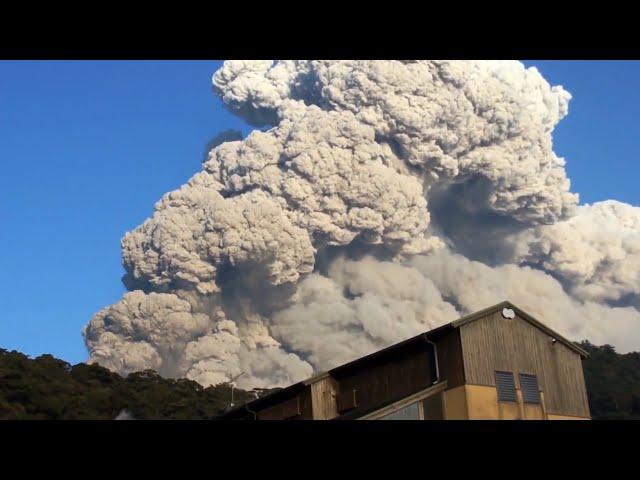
<box><xmin>510</xmin><ymin>201</ymin><xmax>640</xmax><ymax>306</ymax></box>
<box><xmin>84</xmin><ymin>61</ymin><xmax>640</xmax><ymax>389</ymax></box>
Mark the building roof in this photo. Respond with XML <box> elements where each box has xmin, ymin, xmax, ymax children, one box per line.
<box><xmin>450</xmin><ymin>301</ymin><xmax>589</xmax><ymax>357</ymax></box>
<box><xmin>216</xmin><ymin>300</ymin><xmax>588</xmax><ymax>418</ymax></box>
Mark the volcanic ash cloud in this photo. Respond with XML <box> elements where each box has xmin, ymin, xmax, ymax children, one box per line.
<box><xmin>83</xmin><ymin>61</ymin><xmax>640</xmax><ymax>389</ymax></box>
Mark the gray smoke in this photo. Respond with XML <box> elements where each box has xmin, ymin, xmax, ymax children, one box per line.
<box><xmin>510</xmin><ymin>200</ymin><xmax>640</xmax><ymax>306</ymax></box>
<box><xmin>115</xmin><ymin>410</ymin><xmax>135</xmax><ymax>420</ymax></box>
<box><xmin>203</xmin><ymin>129</ymin><xmax>244</xmax><ymax>162</ymax></box>
<box><xmin>84</xmin><ymin>61</ymin><xmax>640</xmax><ymax>389</ymax></box>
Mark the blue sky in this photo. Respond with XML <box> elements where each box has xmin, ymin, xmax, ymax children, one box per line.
<box><xmin>0</xmin><ymin>60</ymin><xmax>638</xmax><ymax>364</ymax></box>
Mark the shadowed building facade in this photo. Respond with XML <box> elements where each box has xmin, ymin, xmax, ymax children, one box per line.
<box><xmin>218</xmin><ymin>301</ymin><xmax>590</xmax><ymax>420</ymax></box>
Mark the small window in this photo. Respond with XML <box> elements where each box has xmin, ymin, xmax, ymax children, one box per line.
<box><xmin>519</xmin><ymin>374</ymin><xmax>541</xmax><ymax>404</ymax></box>
<box><xmin>379</xmin><ymin>402</ymin><xmax>421</xmax><ymax>420</ymax></box>
<box><xmin>495</xmin><ymin>371</ymin><xmax>517</xmax><ymax>402</ymax></box>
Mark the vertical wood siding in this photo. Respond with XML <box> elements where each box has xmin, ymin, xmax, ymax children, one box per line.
<box><xmin>310</xmin><ymin>376</ymin><xmax>339</xmax><ymax>419</ymax></box>
<box><xmin>459</xmin><ymin>311</ymin><xmax>590</xmax><ymax>417</ymax></box>
<box><xmin>335</xmin><ymin>344</ymin><xmax>434</xmax><ymax>417</ymax></box>
<box><xmin>255</xmin><ymin>387</ymin><xmax>314</xmax><ymax>420</ymax></box>
<box><xmin>435</xmin><ymin>329</ymin><xmax>465</xmax><ymax>388</ymax></box>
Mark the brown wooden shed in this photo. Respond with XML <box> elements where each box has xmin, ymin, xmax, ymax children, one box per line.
<box><xmin>218</xmin><ymin>301</ymin><xmax>590</xmax><ymax>420</ymax></box>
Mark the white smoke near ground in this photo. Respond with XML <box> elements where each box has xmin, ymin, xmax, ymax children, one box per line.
<box><xmin>83</xmin><ymin>60</ymin><xmax>640</xmax><ymax>389</ymax></box>
<box><xmin>115</xmin><ymin>410</ymin><xmax>135</xmax><ymax>420</ymax></box>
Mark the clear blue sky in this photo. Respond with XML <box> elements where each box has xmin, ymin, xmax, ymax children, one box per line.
<box><xmin>1</xmin><ymin>60</ymin><xmax>638</xmax><ymax>365</ymax></box>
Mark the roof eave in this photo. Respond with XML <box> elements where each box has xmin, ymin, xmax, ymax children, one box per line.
<box><xmin>451</xmin><ymin>300</ymin><xmax>589</xmax><ymax>358</ymax></box>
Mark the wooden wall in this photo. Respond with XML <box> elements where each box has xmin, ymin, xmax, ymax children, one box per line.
<box><xmin>310</xmin><ymin>376</ymin><xmax>338</xmax><ymax>420</ymax></box>
<box><xmin>334</xmin><ymin>343</ymin><xmax>434</xmax><ymax>417</ymax></box>
<box><xmin>458</xmin><ymin>310</ymin><xmax>590</xmax><ymax>418</ymax></box>
<box><xmin>255</xmin><ymin>387</ymin><xmax>314</xmax><ymax>420</ymax></box>
<box><xmin>435</xmin><ymin>329</ymin><xmax>465</xmax><ymax>389</ymax></box>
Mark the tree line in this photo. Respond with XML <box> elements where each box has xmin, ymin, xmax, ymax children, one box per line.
<box><xmin>0</xmin><ymin>349</ymin><xmax>253</xmax><ymax>420</ymax></box>
<box><xmin>578</xmin><ymin>341</ymin><xmax>640</xmax><ymax>419</ymax></box>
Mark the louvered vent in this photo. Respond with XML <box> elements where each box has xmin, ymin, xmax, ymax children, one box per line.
<box><xmin>495</xmin><ymin>371</ymin><xmax>517</xmax><ymax>402</ymax></box>
<box><xmin>519</xmin><ymin>374</ymin><xmax>541</xmax><ymax>404</ymax></box>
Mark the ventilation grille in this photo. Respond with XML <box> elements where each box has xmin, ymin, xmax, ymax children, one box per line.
<box><xmin>519</xmin><ymin>374</ymin><xmax>541</xmax><ymax>404</ymax></box>
<box><xmin>495</xmin><ymin>371</ymin><xmax>517</xmax><ymax>402</ymax></box>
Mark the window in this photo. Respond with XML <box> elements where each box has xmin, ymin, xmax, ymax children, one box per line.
<box><xmin>519</xmin><ymin>374</ymin><xmax>541</xmax><ymax>404</ymax></box>
<box><xmin>495</xmin><ymin>371</ymin><xmax>517</xmax><ymax>402</ymax></box>
<box><xmin>379</xmin><ymin>402</ymin><xmax>421</xmax><ymax>420</ymax></box>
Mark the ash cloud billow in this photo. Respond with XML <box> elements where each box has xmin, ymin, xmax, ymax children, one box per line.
<box><xmin>83</xmin><ymin>61</ymin><xmax>640</xmax><ymax>389</ymax></box>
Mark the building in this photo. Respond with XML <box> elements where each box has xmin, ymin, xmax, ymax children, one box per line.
<box><xmin>218</xmin><ymin>301</ymin><xmax>591</xmax><ymax>420</ymax></box>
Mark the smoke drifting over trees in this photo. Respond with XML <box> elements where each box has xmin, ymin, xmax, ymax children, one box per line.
<box><xmin>83</xmin><ymin>61</ymin><xmax>640</xmax><ymax>389</ymax></box>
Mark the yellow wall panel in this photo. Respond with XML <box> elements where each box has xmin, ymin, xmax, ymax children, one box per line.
<box><xmin>466</xmin><ymin>384</ymin><xmax>501</xmax><ymax>419</ymax></box>
<box><xmin>523</xmin><ymin>404</ymin><xmax>544</xmax><ymax>420</ymax></box>
<box><xmin>443</xmin><ymin>385</ymin><xmax>468</xmax><ymax>419</ymax></box>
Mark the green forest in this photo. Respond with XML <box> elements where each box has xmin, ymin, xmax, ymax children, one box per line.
<box><xmin>0</xmin><ymin>349</ymin><xmax>254</xmax><ymax>420</ymax></box>
<box><xmin>578</xmin><ymin>341</ymin><xmax>640</xmax><ymax>419</ymax></box>
<box><xmin>1</xmin><ymin>342</ymin><xmax>639</xmax><ymax>420</ymax></box>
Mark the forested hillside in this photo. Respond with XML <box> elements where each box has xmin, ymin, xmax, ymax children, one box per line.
<box><xmin>0</xmin><ymin>349</ymin><xmax>253</xmax><ymax>419</ymax></box>
<box><xmin>578</xmin><ymin>341</ymin><xmax>640</xmax><ymax>419</ymax></box>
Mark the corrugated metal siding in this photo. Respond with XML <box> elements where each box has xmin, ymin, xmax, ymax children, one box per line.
<box><xmin>459</xmin><ymin>311</ymin><xmax>590</xmax><ymax>417</ymax></box>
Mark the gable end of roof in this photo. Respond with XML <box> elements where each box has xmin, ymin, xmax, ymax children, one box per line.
<box><xmin>450</xmin><ymin>301</ymin><xmax>589</xmax><ymax>358</ymax></box>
